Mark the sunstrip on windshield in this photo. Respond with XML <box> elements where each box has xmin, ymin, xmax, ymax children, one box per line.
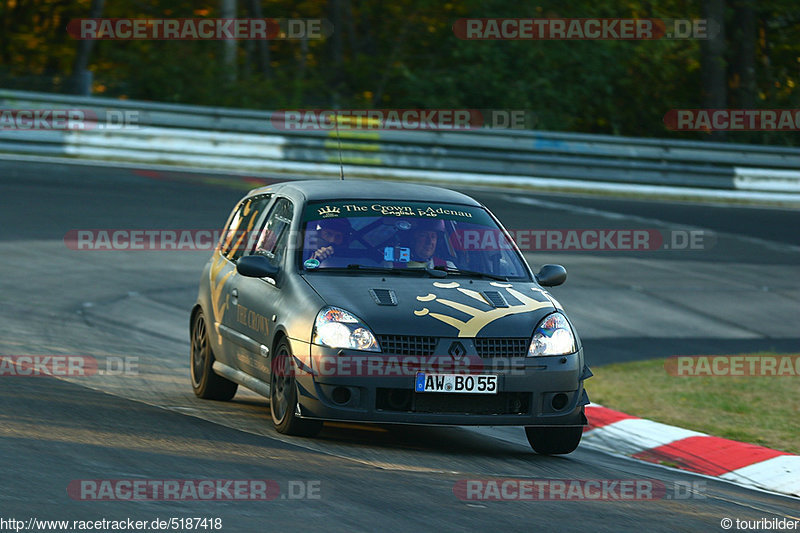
<box><xmin>303</xmin><ymin>200</ymin><xmax>490</xmax><ymax>224</ymax></box>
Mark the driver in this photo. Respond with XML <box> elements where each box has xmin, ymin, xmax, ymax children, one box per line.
<box><xmin>406</xmin><ymin>219</ymin><xmax>456</xmax><ymax>269</ymax></box>
<box><xmin>307</xmin><ymin>218</ymin><xmax>351</xmax><ymax>262</ymax></box>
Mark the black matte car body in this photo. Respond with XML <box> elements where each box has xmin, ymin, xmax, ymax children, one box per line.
<box><xmin>190</xmin><ymin>179</ymin><xmax>591</xmax><ymax>454</ymax></box>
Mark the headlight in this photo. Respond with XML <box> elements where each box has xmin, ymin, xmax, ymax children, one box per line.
<box><xmin>313</xmin><ymin>306</ymin><xmax>380</xmax><ymax>352</ymax></box>
<box><xmin>528</xmin><ymin>312</ymin><xmax>576</xmax><ymax>356</ymax></box>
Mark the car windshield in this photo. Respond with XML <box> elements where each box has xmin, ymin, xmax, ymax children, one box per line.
<box><xmin>299</xmin><ymin>200</ymin><xmax>530</xmax><ymax>280</ymax></box>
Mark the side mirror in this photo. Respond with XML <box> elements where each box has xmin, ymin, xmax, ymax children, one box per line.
<box><xmin>535</xmin><ymin>264</ymin><xmax>567</xmax><ymax>287</ymax></box>
<box><xmin>237</xmin><ymin>255</ymin><xmax>279</xmax><ymax>278</ymax></box>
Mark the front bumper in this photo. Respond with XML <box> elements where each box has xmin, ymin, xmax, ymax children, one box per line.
<box><xmin>291</xmin><ymin>341</ymin><xmax>591</xmax><ymax>427</ymax></box>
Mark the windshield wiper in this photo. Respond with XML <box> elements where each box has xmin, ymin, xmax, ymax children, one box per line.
<box><xmin>307</xmin><ymin>265</ymin><xmax>447</xmax><ymax>278</ymax></box>
<box><xmin>346</xmin><ymin>265</ymin><xmax>448</xmax><ymax>278</ymax></box>
<box><xmin>436</xmin><ymin>267</ymin><xmax>508</xmax><ymax>281</ymax></box>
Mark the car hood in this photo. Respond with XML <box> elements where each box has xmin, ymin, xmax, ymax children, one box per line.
<box><xmin>301</xmin><ymin>274</ymin><xmax>556</xmax><ymax>338</ymax></box>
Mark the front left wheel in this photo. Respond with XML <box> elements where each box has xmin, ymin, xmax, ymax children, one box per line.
<box><xmin>190</xmin><ymin>309</ymin><xmax>238</xmax><ymax>401</ymax></box>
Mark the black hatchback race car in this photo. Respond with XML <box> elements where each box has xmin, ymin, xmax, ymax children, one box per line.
<box><xmin>190</xmin><ymin>179</ymin><xmax>591</xmax><ymax>454</ymax></box>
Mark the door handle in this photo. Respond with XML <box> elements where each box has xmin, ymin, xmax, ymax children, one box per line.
<box><xmin>231</xmin><ymin>288</ymin><xmax>239</xmax><ymax>298</ymax></box>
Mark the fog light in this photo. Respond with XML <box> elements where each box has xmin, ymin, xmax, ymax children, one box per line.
<box><xmin>331</xmin><ymin>386</ymin><xmax>351</xmax><ymax>405</ymax></box>
<box><xmin>552</xmin><ymin>393</ymin><xmax>569</xmax><ymax>411</ymax></box>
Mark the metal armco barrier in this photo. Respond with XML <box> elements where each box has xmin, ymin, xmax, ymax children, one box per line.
<box><xmin>1</xmin><ymin>89</ymin><xmax>799</xmax><ymax>194</ymax></box>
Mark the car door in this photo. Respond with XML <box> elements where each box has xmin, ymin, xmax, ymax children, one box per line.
<box><xmin>213</xmin><ymin>193</ymin><xmax>273</xmax><ymax>371</ymax></box>
<box><xmin>231</xmin><ymin>197</ymin><xmax>295</xmax><ymax>381</ymax></box>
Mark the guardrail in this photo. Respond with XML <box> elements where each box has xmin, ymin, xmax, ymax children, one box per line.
<box><xmin>1</xmin><ymin>88</ymin><xmax>799</xmax><ymax>195</ymax></box>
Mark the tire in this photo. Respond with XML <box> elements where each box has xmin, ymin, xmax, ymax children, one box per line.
<box><xmin>190</xmin><ymin>309</ymin><xmax>238</xmax><ymax>401</ymax></box>
<box><xmin>270</xmin><ymin>340</ymin><xmax>323</xmax><ymax>437</ymax></box>
<box><xmin>525</xmin><ymin>425</ymin><xmax>583</xmax><ymax>455</ymax></box>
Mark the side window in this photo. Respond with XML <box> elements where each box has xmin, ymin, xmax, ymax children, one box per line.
<box><xmin>220</xmin><ymin>194</ymin><xmax>272</xmax><ymax>261</ymax></box>
<box><xmin>253</xmin><ymin>198</ymin><xmax>294</xmax><ymax>267</ymax></box>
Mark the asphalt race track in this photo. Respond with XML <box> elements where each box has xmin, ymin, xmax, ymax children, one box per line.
<box><xmin>1</xmin><ymin>160</ymin><xmax>798</xmax><ymax>531</ymax></box>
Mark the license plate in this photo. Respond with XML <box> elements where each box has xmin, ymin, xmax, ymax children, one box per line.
<box><xmin>415</xmin><ymin>373</ymin><xmax>498</xmax><ymax>394</ymax></box>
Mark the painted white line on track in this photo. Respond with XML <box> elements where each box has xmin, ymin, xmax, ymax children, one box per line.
<box><xmin>506</xmin><ymin>194</ymin><xmax>800</xmax><ymax>254</ymax></box>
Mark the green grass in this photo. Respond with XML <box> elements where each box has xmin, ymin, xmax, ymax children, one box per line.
<box><xmin>587</xmin><ymin>355</ymin><xmax>800</xmax><ymax>454</ymax></box>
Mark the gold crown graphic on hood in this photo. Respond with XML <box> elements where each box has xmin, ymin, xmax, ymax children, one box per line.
<box><xmin>414</xmin><ymin>281</ymin><xmax>551</xmax><ymax>338</ymax></box>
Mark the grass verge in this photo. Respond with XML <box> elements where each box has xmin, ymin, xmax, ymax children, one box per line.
<box><xmin>587</xmin><ymin>354</ymin><xmax>799</xmax><ymax>454</ymax></box>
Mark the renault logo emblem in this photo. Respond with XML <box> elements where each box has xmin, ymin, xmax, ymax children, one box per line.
<box><xmin>448</xmin><ymin>341</ymin><xmax>466</xmax><ymax>359</ymax></box>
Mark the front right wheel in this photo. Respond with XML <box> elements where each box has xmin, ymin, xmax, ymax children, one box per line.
<box><xmin>525</xmin><ymin>425</ymin><xmax>583</xmax><ymax>455</ymax></box>
<box><xmin>270</xmin><ymin>339</ymin><xmax>322</xmax><ymax>437</ymax></box>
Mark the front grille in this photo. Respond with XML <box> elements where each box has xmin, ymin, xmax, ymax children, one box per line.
<box><xmin>474</xmin><ymin>338</ymin><xmax>529</xmax><ymax>358</ymax></box>
<box><xmin>376</xmin><ymin>388</ymin><xmax>530</xmax><ymax>415</ymax></box>
<box><xmin>377</xmin><ymin>335</ymin><xmax>437</xmax><ymax>357</ymax></box>
<box><xmin>376</xmin><ymin>335</ymin><xmax>529</xmax><ymax>358</ymax></box>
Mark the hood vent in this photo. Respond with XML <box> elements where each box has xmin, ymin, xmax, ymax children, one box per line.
<box><xmin>370</xmin><ymin>288</ymin><xmax>397</xmax><ymax>306</ymax></box>
<box><xmin>482</xmin><ymin>290</ymin><xmax>509</xmax><ymax>308</ymax></box>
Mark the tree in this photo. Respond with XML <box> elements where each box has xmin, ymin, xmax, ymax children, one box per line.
<box><xmin>700</xmin><ymin>0</ymin><xmax>728</xmax><ymax>139</ymax></box>
<box><xmin>69</xmin><ymin>0</ymin><xmax>104</xmax><ymax>94</ymax></box>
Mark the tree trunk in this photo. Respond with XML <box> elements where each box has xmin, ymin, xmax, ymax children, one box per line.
<box><xmin>220</xmin><ymin>0</ymin><xmax>237</xmax><ymax>82</ymax></box>
<box><xmin>0</xmin><ymin>0</ymin><xmax>10</xmax><ymax>65</ymax></box>
<box><xmin>297</xmin><ymin>36</ymin><xmax>308</xmax><ymax>104</ymax></box>
<box><xmin>700</xmin><ymin>0</ymin><xmax>727</xmax><ymax>139</ymax></box>
<box><xmin>69</xmin><ymin>0</ymin><xmax>105</xmax><ymax>95</ymax></box>
<box><xmin>248</xmin><ymin>0</ymin><xmax>271</xmax><ymax>78</ymax></box>
<box><xmin>330</xmin><ymin>0</ymin><xmax>344</xmax><ymax>106</ymax></box>
<box><xmin>343</xmin><ymin>0</ymin><xmax>358</xmax><ymax>58</ymax></box>
<box><xmin>731</xmin><ymin>0</ymin><xmax>756</xmax><ymax>108</ymax></box>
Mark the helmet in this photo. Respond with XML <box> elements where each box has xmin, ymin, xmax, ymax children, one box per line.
<box><xmin>312</xmin><ymin>217</ymin><xmax>351</xmax><ymax>247</ymax></box>
<box><xmin>314</xmin><ymin>218</ymin><xmax>351</xmax><ymax>233</ymax></box>
<box><xmin>411</xmin><ymin>218</ymin><xmax>445</xmax><ymax>232</ymax></box>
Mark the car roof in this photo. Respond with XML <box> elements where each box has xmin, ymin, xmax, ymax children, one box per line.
<box><xmin>246</xmin><ymin>179</ymin><xmax>482</xmax><ymax>207</ymax></box>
